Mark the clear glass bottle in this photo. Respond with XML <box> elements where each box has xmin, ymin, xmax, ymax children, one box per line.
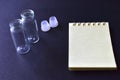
<box><xmin>9</xmin><ymin>19</ymin><xmax>30</xmax><ymax>54</ymax></box>
<box><xmin>21</xmin><ymin>9</ymin><xmax>39</xmax><ymax>43</ymax></box>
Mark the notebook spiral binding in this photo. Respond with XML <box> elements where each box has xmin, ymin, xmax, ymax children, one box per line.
<box><xmin>72</xmin><ymin>22</ymin><xmax>108</xmax><ymax>26</ymax></box>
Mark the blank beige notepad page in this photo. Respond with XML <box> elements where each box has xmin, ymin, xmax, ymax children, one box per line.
<box><xmin>69</xmin><ymin>22</ymin><xmax>117</xmax><ymax>70</ymax></box>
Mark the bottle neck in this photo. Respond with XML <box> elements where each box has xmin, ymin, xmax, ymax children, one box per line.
<box><xmin>21</xmin><ymin>16</ymin><xmax>35</xmax><ymax>23</ymax></box>
<box><xmin>21</xmin><ymin>9</ymin><xmax>35</xmax><ymax>20</ymax></box>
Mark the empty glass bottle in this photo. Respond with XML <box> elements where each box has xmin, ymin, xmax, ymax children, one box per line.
<box><xmin>9</xmin><ymin>19</ymin><xmax>30</xmax><ymax>54</ymax></box>
<box><xmin>21</xmin><ymin>9</ymin><xmax>39</xmax><ymax>43</ymax></box>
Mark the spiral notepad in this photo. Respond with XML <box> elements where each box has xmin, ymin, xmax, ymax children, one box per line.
<box><xmin>69</xmin><ymin>22</ymin><xmax>117</xmax><ymax>70</ymax></box>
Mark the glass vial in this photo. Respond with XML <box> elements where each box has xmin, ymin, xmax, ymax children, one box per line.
<box><xmin>21</xmin><ymin>9</ymin><xmax>39</xmax><ymax>43</ymax></box>
<box><xmin>9</xmin><ymin>19</ymin><xmax>30</xmax><ymax>54</ymax></box>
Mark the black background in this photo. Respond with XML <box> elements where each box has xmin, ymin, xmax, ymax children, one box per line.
<box><xmin>0</xmin><ymin>0</ymin><xmax>120</xmax><ymax>80</ymax></box>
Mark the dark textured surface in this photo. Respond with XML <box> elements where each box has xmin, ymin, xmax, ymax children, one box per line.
<box><xmin>0</xmin><ymin>0</ymin><xmax>120</xmax><ymax>80</ymax></box>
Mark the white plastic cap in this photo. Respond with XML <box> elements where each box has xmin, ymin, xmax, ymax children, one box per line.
<box><xmin>41</xmin><ymin>20</ymin><xmax>50</xmax><ymax>32</ymax></box>
<box><xmin>49</xmin><ymin>16</ymin><xmax>58</xmax><ymax>28</ymax></box>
